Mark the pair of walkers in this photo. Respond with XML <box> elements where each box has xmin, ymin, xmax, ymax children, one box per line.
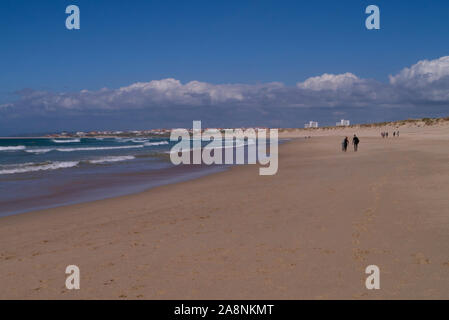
<box><xmin>342</xmin><ymin>135</ymin><xmax>360</xmax><ymax>152</ymax></box>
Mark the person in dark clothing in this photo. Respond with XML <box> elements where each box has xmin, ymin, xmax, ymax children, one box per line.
<box><xmin>352</xmin><ymin>134</ymin><xmax>360</xmax><ymax>151</ymax></box>
<box><xmin>342</xmin><ymin>137</ymin><xmax>349</xmax><ymax>152</ymax></box>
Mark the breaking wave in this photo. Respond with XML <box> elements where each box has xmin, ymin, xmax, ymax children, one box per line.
<box><xmin>88</xmin><ymin>156</ymin><xmax>135</xmax><ymax>164</ymax></box>
<box><xmin>0</xmin><ymin>161</ymin><xmax>80</xmax><ymax>175</ymax></box>
<box><xmin>52</xmin><ymin>139</ymin><xmax>81</xmax><ymax>143</ymax></box>
<box><xmin>0</xmin><ymin>145</ymin><xmax>26</xmax><ymax>151</ymax></box>
<box><xmin>25</xmin><ymin>145</ymin><xmax>144</xmax><ymax>154</ymax></box>
<box><xmin>144</xmin><ymin>141</ymin><xmax>169</xmax><ymax>146</ymax></box>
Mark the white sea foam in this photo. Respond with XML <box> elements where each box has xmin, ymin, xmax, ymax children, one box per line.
<box><xmin>0</xmin><ymin>145</ymin><xmax>26</xmax><ymax>151</ymax></box>
<box><xmin>52</xmin><ymin>139</ymin><xmax>81</xmax><ymax>143</ymax></box>
<box><xmin>25</xmin><ymin>145</ymin><xmax>144</xmax><ymax>154</ymax></box>
<box><xmin>131</xmin><ymin>138</ymin><xmax>148</xmax><ymax>143</ymax></box>
<box><xmin>88</xmin><ymin>156</ymin><xmax>135</xmax><ymax>164</ymax></box>
<box><xmin>115</xmin><ymin>138</ymin><xmax>147</xmax><ymax>143</ymax></box>
<box><xmin>144</xmin><ymin>141</ymin><xmax>169</xmax><ymax>146</ymax></box>
<box><xmin>25</xmin><ymin>148</ymin><xmax>53</xmax><ymax>154</ymax></box>
<box><xmin>57</xmin><ymin>145</ymin><xmax>144</xmax><ymax>152</ymax></box>
<box><xmin>0</xmin><ymin>161</ymin><xmax>79</xmax><ymax>175</ymax></box>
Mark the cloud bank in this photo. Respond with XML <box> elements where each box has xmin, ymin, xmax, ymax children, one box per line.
<box><xmin>1</xmin><ymin>56</ymin><xmax>449</xmax><ymax>134</ymax></box>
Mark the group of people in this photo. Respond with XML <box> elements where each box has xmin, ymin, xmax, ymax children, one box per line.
<box><xmin>381</xmin><ymin>131</ymin><xmax>399</xmax><ymax>138</ymax></box>
<box><xmin>342</xmin><ymin>130</ymin><xmax>401</xmax><ymax>152</ymax></box>
<box><xmin>342</xmin><ymin>134</ymin><xmax>360</xmax><ymax>152</ymax></box>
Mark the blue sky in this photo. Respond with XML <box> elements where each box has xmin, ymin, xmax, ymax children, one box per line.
<box><xmin>1</xmin><ymin>0</ymin><xmax>449</xmax><ymax>134</ymax></box>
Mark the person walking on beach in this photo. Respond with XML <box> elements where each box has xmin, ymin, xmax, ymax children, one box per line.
<box><xmin>342</xmin><ymin>137</ymin><xmax>349</xmax><ymax>152</ymax></box>
<box><xmin>352</xmin><ymin>134</ymin><xmax>360</xmax><ymax>152</ymax></box>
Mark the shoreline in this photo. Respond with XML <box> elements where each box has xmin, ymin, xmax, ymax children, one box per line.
<box><xmin>1</xmin><ymin>127</ymin><xmax>449</xmax><ymax>299</ymax></box>
<box><xmin>0</xmin><ymin>163</ymin><xmax>229</xmax><ymax>218</ymax></box>
<box><xmin>0</xmin><ymin>152</ymin><xmax>242</xmax><ymax>223</ymax></box>
<box><xmin>0</xmin><ymin>137</ymin><xmax>284</xmax><ymax>218</ymax></box>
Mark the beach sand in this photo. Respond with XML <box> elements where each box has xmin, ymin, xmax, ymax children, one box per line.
<box><xmin>1</xmin><ymin>124</ymin><xmax>448</xmax><ymax>299</ymax></box>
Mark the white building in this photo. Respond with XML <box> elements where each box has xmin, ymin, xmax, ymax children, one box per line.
<box><xmin>304</xmin><ymin>121</ymin><xmax>319</xmax><ymax>128</ymax></box>
<box><xmin>336</xmin><ymin>119</ymin><xmax>350</xmax><ymax>126</ymax></box>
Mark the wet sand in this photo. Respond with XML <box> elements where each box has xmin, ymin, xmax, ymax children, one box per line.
<box><xmin>0</xmin><ymin>124</ymin><xmax>448</xmax><ymax>299</ymax></box>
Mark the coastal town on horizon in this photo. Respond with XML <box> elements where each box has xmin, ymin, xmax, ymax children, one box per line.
<box><xmin>3</xmin><ymin>116</ymin><xmax>448</xmax><ymax>139</ymax></box>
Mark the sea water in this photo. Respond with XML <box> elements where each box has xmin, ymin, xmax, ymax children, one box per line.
<box><xmin>0</xmin><ymin>137</ymin><xmax>228</xmax><ymax>216</ymax></box>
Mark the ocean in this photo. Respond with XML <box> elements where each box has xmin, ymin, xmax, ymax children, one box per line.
<box><xmin>0</xmin><ymin>137</ymin><xmax>229</xmax><ymax>217</ymax></box>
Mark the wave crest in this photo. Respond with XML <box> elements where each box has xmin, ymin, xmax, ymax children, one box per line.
<box><xmin>0</xmin><ymin>145</ymin><xmax>26</xmax><ymax>151</ymax></box>
<box><xmin>144</xmin><ymin>141</ymin><xmax>169</xmax><ymax>146</ymax></box>
<box><xmin>0</xmin><ymin>161</ymin><xmax>79</xmax><ymax>175</ymax></box>
<box><xmin>52</xmin><ymin>139</ymin><xmax>81</xmax><ymax>143</ymax></box>
<box><xmin>88</xmin><ymin>156</ymin><xmax>135</xmax><ymax>164</ymax></box>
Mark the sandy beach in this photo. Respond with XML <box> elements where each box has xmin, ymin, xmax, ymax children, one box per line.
<box><xmin>1</xmin><ymin>123</ymin><xmax>448</xmax><ymax>299</ymax></box>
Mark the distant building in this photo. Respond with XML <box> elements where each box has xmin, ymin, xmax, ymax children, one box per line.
<box><xmin>336</xmin><ymin>119</ymin><xmax>350</xmax><ymax>127</ymax></box>
<box><xmin>304</xmin><ymin>121</ymin><xmax>319</xmax><ymax>128</ymax></box>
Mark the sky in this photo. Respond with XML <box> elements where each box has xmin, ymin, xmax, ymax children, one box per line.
<box><xmin>1</xmin><ymin>0</ymin><xmax>449</xmax><ymax>135</ymax></box>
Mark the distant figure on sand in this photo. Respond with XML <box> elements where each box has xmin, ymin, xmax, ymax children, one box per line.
<box><xmin>342</xmin><ymin>137</ymin><xmax>349</xmax><ymax>152</ymax></box>
<box><xmin>352</xmin><ymin>134</ymin><xmax>360</xmax><ymax>152</ymax></box>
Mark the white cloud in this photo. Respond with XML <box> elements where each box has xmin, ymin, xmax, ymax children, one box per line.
<box><xmin>297</xmin><ymin>73</ymin><xmax>361</xmax><ymax>91</ymax></box>
<box><xmin>2</xmin><ymin>56</ymin><xmax>449</xmax><ymax>119</ymax></box>
<box><xmin>6</xmin><ymin>79</ymin><xmax>286</xmax><ymax>112</ymax></box>
<box><xmin>389</xmin><ymin>56</ymin><xmax>449</xmax><ymax>87</ymax></box>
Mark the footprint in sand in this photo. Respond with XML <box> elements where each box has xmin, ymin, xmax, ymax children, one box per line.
<box><xmin>412</xmin><ymin>253</ymin><xmax>431</xmax><ymax>265</ymax></box>
<box><xmin>103</xmin><ymin>279</ymin><xmax>114</xmax><ymax>286</ymax></box>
